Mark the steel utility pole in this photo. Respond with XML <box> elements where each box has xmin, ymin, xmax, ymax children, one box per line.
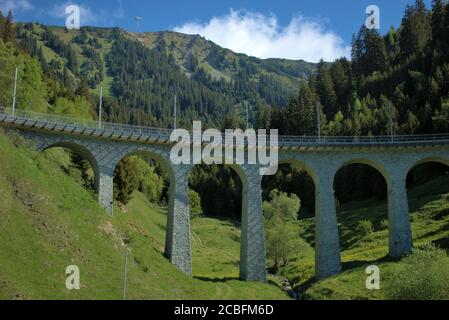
<box><xmin>122</xmin><ymin>243</ymin><xmax>129</xmax><ymax>300</ymax></box>
<box><xmin>12</xmin><ymin>67</ymin><xmax>18</xmax><ymax>116</ymax></box>
<box><xmin>135</xmin><ymin>17</ymin><xmax>143</xmax><ymax>34</ymax></box>
<box><xmin>316</xmin><ymin>102</ymin><xmax>321</xmax><ymax>143</ymax></box>
<box><xmin>245</xmin><ymin>101</ymin><xmax>249</xmax><ymax>130</ymax></box>
<box><xmin>388</xmin><ymin>100</ymin><xmax>394</xmax><ymax>142</ymax></box>
<box><xmin>99</xmin><ymin>86</ymin><xmax>103</xmax><ymax>129</ymax></box>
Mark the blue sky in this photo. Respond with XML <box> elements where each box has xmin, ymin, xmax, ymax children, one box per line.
<box><xmin>0</xmin><ymin>0</ymin><xmax>433</xmax><ymax>61</ymax></box>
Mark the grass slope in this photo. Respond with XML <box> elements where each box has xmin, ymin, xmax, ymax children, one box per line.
<box><xmin>0</xmin><ymin>130</ymin><xmax>289</xmax><ymax>300</ymax></box>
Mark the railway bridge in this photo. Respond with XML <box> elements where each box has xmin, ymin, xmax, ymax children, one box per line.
<box><xmin>1</xmin><ymin>108</ymin><xmax>449</xmax><ymax>282</ymax></box>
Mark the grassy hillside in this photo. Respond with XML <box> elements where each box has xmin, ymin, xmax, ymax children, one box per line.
<box><xmin>0</xmin><ymin>129</ymin><xmax>289</xmax><ymax>300</ymax></box>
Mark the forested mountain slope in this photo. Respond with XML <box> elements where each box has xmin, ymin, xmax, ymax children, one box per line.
<box><xmin>12</xmin><ymin>23</ymin><xmax>315</xmax><ymax>128</ymax></box>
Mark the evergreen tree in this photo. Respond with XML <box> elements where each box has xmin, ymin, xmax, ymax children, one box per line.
<box><xmin>385</xmin><ymin>27</ymin><xmax>400</xmax><ymax>65</ymax></box>
<box><xmin>352</xmin><ymin>26</ymin><xmax>388</xmax><ymax>78</ymax></box>
<box><xmin>4</xmin><ymin>11</ymin><xmax>15</xmax><ymax>43</ymax></box>
<box><xmin>114</xmin><ymin>158</ymin><xmax>139</xmax><ymax>205</ymax></box>
<box><xmin>399</xmin><ymin>0</ymin><xmax>431</xmax><ymax>58</ymax></box>
<box><xmin>0</xmin><ymin>11</ymin><xmax>4</xmax><ymax>40</ymax></box>
<box><xmin>70</xmin><ymin>151</ymin><xmax>93</xmax><ymax>190</ymax></box>
<box><xmin>330</xmin><ymin>58</ymin><xmax>352</xmax><ymax>114</ymax></box>
<box><xmin>443</xmin><ymin>2</ymin><xmax>449</xmax><ymax>55</ymax></box>
<box><xmin>431</xmin><ymin>0</ymin><xmax>445</xmax><ymax>51</ymax></box>
<box><xmin>315</xmin><ymin>59</ymin><xmax>337</xmax><ymax>118</ymax></box>
<box><xmin>297</xmin><ymin>81</ymin><xmax>316</xmax><ymax>135</ymax></box>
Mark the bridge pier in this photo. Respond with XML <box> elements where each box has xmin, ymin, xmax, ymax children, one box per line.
<box><xmin>240</xmin><ymin>166</ymin><xmax>267</xmax><ymax>282</ymax></box>
<box><xmin>315</xmin><ymin>168</ymin><xmax>342</xmax><ymax>280</ymax></box>
<box><xmin>165</xmin><ymin>165</ymin><xmax>193</xmax><ymax>276</ymax></box>
<box><xmin>98</xmin><ymin>167</ymin><xmax>114</xmax><ymax>215</ymax></box>
<box><xmin>387</xmin><ymin>168</ymin><xmax>413</xmax><ymax>258</ymax></box>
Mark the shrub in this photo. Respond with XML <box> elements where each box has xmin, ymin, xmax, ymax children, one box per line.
<box><xmin>189</xmin><ymin>189</ymin><xmax>203</xmax><ymax>218</ymax></box>
<box><xmin>263</xmin><ymin>190</ymin><xmax>301</xmax><ymax>223</ymax></box>
<box><xmin>266</xmin><ymin>220</ymin><xmax>303</xmax><ymax>271</ymax></box>
<box><xmin>378</xmin><ymin>219</ymin><xmax>389</xmax><ymax>231</ymax></box>
<box><xmin>356</xmin><ymin>220</ymin><xmax>374</xmax><ymax>236</ymax></box>
<box><xmin>386</xmin><ymin>244</ymin><xmax>449</xmax><ymax>300</ymax></box>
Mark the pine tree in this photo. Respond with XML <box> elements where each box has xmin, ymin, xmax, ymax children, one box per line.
<box><xmin>399</xmin><ymin>0</ymin><xmax>431</xmax><ymax>58</ymax></box>
<box><xmin>75</xmin><ymin>79</ymin><xmax>90</xmax><ymax>98</ymax></box>
<box><xmin>297</xmin><ymin>81</ymin><xmax>316</xmax><ymax>135</ymax></box>
<box><xmin>0</xmin><ymin>11</ymin><xmax>4</xmax><ymax>40</ymax></box>
<box><xmin>443</xmin><ymin>2</ymin><xmax>449</xmax><ymax>55</ymax></box>
<box><xmin>315</xmin><ymin>59</ymin><xmax>337</xmax><ymax>118</ymax></box>
<box><xmin>70</xmin><ymin>151</ymin><xmax>93</xmax><ymax>190</ymax></box>
<box><xmin>330</xmin><ymin>58</ymin><xmax>352</xmax><ymax>114</ymax></box>
<box><xmin>365</xmin><ymin>29</ymin><xmax>389</xmax><ymax>74</ymax></box>
<box><xmin>431</xmin><ymin>0</ymin><xmax>445</xmax><ymax>50</ymax></box>
<box><xmin>352</xmin><ymin>26</ymin><xmax>388</xmax><ymax>77</ymax></box>
<box><xmin>4</xmin><ymin>11</ymin><xmax>15</xmax><ymax>43</ymax></box>
<box><xmin>385</xmin><ymin>27</ymin><xmax>400</xmax><ymax>65</ymax></box>
<box><xmin>114</xmin><ymin>158</ymin><xmax>139</xmax><ymax>205</ymax></box>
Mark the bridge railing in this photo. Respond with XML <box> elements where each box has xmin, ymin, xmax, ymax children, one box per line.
<box><xmin>0</xmin><ymin>107</ymin><xmax>173</xmax><ymax>140</ymax></box>
<box><xmin>1</xmin><ymin>107</ymin><xmax>449</xmax><ymax>146</ymax></box>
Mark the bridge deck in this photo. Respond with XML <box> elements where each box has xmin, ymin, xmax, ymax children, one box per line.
<box><xmin>1</xmin><ymin>108</ymin><xmax>449</xmax><ymax>148</ymax></box>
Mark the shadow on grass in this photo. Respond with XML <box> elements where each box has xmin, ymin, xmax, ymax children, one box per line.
<box><xmin>432</xmin><ymin>235</ymin><xmax>449</xmax><ymax>250</ymax></box>
<box><xmin>194</xmin><ymin>276</ymin><xmax>240</xmax><ymax>283</ymax></box>
<box><xmin>341</xmin><ymin>254</ymin><xmax>396</xmax><ymax>271</ymax></box>
<box><xmin>295</xmin><ymin>255</ymin><xmax>395</xmax><ymax>297</ymax></box>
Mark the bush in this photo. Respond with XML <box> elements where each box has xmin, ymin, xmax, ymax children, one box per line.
<box><xmin>134</xmin><ymin>157</ymin><xmax>164</xmax><ymax>204</ymax></box>
<box><xmin>386</xmin><ymin>244</ymin><xmax>449</xmax><ymax>300</ymax></box>
<box><xmin>356</xmin><ymin>220</ymin><xmax>374</xmax><ymax>236</ymax></box>
<box><xmin>263</xmin><ymin>190</ymin><xmax>301</xmax><ymax>223</ymax></box>
<box><xmin>378</xmin><ymin>219</ymin><xmax>389</xmax><ymax>231</ymax></box>
<box><xmin>266</xmin><ymin>220</ymin><xmax>302</xmax><ymax>271</ymax></box>
<box><xmin>189</xmin><ymin>189</ymin><xmax>203</xmax><ymax>218</ymax></box>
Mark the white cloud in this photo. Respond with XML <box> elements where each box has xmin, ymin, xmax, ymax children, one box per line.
<box><xmin>0</xmin><ymin>0</ymin><xmax>34</xmax><ymax>13</ymax></box>
<box><xmin>174</xmin><ymin>10</ymin><xmax>350</xmax><ymax>62</ymax></box>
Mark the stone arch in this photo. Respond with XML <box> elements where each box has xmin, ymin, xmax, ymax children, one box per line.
<box><xmin>335</xmin><ymin>158</ymin><xmax>389</xmax><ymax>183</ymax></box>
<box><xmin>264</xmin><ymin>157</ymin><xmax>342</xmax><ymax>280</ymax></box>
<box><xmin>186</xmin><ymin>162</ymin><xmax>245</xmax><ymax>273</ymax></box>
<box><xmin>112</xmin><ymin>148</ymin><xmax>177</xmax><ymax>233</ymax></box>
<box><xmin>405</xmin><ymin>156</ymin><xmax>449</xmax><ymax>249</ymax></box>
<box><xmin>112</xmin><ymin>146</ymin><xmax>194</xmax><ymax>274</ymax></box>
<box><xmin>333</xmin><ymin>158</ymin><xmax>390</xmax><ymax>205</ymax></box>
<box><xmin>406</xmin><ymin>156</ymin><xmax>449</xmax><ymax>175</ymax></box>
<box><xmin>187</xmin><ymin>161</ymin><xmax>267</xmax><ymax>281</ymax></box>
<box><xmin>42</xmin><ymin>141</ymin><xmax>101</xmax><ymax>192</ymax></box>
<box><xmin>278</xmin><ymin>158</ymin><xmax>319</xmax><ymax>185</ymax></box>
<box><xmin>332</xmin><ymin>157</ymin><xmax>391</xmax><ymax>264</ymax></box>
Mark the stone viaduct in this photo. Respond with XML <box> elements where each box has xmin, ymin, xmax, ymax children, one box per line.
<box><xmin>1</xmin><ymin>109</ymin><xmax>449</xmax><ymax>282</ymax></box>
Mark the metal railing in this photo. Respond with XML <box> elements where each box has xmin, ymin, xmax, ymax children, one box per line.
<box><xmin>0</xmin><ymin>107</ymin><xmax>173</xmax><ymax>141</ymax></box>
<box><xmin>1</xmin><ymin>107</ymin><xmax>449</xmax><ymax>146</ymax></box>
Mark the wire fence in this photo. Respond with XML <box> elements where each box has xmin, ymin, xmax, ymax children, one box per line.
<box><xmin>1</xmin><ymin>107</ymin><xmax>449</xmax><ymax>146</ymax></box>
